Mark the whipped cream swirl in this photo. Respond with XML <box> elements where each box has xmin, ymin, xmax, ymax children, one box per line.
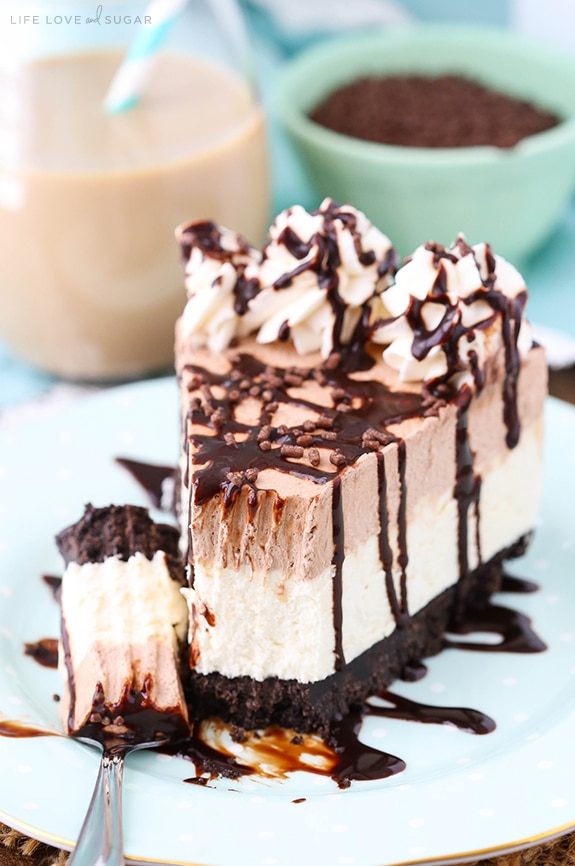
<box><xmin>177</xmin><ymin>220</ymin><xmax>261</xmax><ymax>353</ymax></box>
<box><xmin>244</xmin><ymin>199</ymin><xmax>396</xmax><ymax>357</ymax></box>
<box><xmin>177</xmin><ymin>201</ymin><xmax>396</xmax><ymax>358</ymax></box>
<box><xmin>373</xmin><ymin>237</ymin><xmax>532</xmax><ymax>389</ymax></box>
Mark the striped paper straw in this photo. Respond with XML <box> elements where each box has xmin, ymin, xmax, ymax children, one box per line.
<box><xmin>104</xmin><ymin>0</ymin><xmax>189</xmax><ymax>113</ymax></box>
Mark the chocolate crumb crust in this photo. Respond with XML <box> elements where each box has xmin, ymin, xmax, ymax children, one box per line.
<box><xmin>186</xmin><ymin>538</ymin><xmax>527</xmax><ymax>736</ymax></box>
<box><xmin>56</xmin><ymin>504</ymin><xmax>183</xmax><ymax>581</ymax></box>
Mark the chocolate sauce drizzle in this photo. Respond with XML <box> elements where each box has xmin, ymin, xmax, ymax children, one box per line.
<box><xmin>453</xmin><ymin>391</ymin><xmax>482</xmax><ymax>615</ymax></box>
<box><xmin>24</xmin><ymin>638</ymin><xmax>58</xmax><ymax>669</ymax></box>
<box><xmin>377</xmin><ymin>454</ymin><xmax>403</xmax><ymax>625</ymax></box>
<box><xmin>396</xmin><ymin>441</ymin><xmax>409</xmax><ymax>618</ymax></box>
<box><xmin>183</xmin><ymin>352</ymin><xmax>423</xmax><ymax>651</ymax></box>
<box><xmin>0</xmin><ymin>720</ymin><xmax>56</xmax><ymax>738</ymax></box>
<box><xmin>368</xmin><ymin>689</ymin><xmax>495</xmax><ymax>734</ymax></box>
<box><xmin>326</xmin><ymin>707</ymin><xmax>406</xmax><ymax>787</ymax></box>
<box><xmin>42</xmin><ymin>574</ymin><xmax>62</xmax><ymax>600</ymax></box>
<box><xmin>115</xmin><ymin>457</ymin><xmax>175</xmax><ymax>511</ymax></box>
<box><xmin>444</xmin><ymin>602</ymin><xmax>547</xmax><ymax>654</ymax></box>
<box><xmin>69</xmin><ymin>676</ymin><xmax>190</xmax><ymax>749</ymax></box>
<box><xmin>331</xmin><ymin>477</ymin><xmax>345</xmax><ymax>670</ymax></box>
<box><xmin>404</xmin><ymin>240</ymin><xmax>526</xmax><ymax>450</ymax></box>
<box><xmin>501</xmin><ymin>572</ymin><xmax>539</xmax><ymax>594</ymax></box>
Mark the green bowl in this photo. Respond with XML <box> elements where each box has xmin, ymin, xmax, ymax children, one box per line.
<box><xmin>275</xmin><ymin>25</ymin><xmax>575</xmax><ymax>263</ymax></box>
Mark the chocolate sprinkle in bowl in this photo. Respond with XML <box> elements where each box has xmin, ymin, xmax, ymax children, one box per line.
<box><xmin>275</xmin><ymin>25</ymin><xmax>575</xmax><ymax>262</ymax></box>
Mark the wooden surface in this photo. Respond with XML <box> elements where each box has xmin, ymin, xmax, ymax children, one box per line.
<box><xmin>1</xmin><ymin>366</ymin><xmax>574</xmax><ymax>866</ymax></box>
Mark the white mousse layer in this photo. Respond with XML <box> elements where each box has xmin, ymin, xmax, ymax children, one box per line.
<box><xmin>62</xmin><ymin>551</ymin><xmax>188</xmax><ymax>654</ymax></box>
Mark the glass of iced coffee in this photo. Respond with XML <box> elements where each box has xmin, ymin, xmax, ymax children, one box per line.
<box><xmin>0</xmin><ymin>0</ymin><xmax>269</xmax><ymax>379</ymax></box>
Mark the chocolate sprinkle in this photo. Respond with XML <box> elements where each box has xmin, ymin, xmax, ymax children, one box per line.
<box><xmin>310</xmin><ymin>74</ymin><xmax>560</xmax><ymax>149</ymax></box>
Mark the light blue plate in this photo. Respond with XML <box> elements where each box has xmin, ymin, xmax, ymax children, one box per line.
<box><xmin>0</xmin><ymin>379</ymin><xmax>574</xmax><ymax>866</ymax></box>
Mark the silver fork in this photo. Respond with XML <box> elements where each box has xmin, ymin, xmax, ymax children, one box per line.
<box><xmin>68</xmin><ymin>736</ymin><xmax>167</xmax><ymax>866</ymax></box>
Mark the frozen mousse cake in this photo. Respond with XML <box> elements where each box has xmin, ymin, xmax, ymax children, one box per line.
<box><xmin>174</xmin><ymin>199</ymin><xmax>546</xmax><ymax>735</ymax></box>
<box><xmin>57</xmin><ymin>504</ymin><xmax>190</xmax><ymax>743</ymax></box>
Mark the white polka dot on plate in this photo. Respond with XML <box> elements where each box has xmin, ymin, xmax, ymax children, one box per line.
<box><xmin>120</xmin><ymin>430</ymin><xmax>136</xmax><ymax>445</ymax></box>
<box><xmin>331</xmin><ymin>824</ymin><xmax>349</xmax><ymax>834</ymax></box>
<box><xmin>23</xmin><ymin>802</ymin><xmax>39</xmax><ymax>811</ymax></box>
<box><xmin>177</xmin><ymin>834</ymin><xmax>195</xmax><ymax>843</ymax></box>
<box><xmin>534</xmin><ymin>559</ymin><xmax>549</xmax><ymax>571</ymax></box>
<box><xmin>257</xmin><ymin>830</ymin><xmax>275</xmax><ymax>840</ymax></box>
<box><xmin>479</xmin><ymin>808</ymin><xmax>495</xmax><ymax>817</ymax></box>
<box><xmin>537</xmin><ymin>760</ymin><xmax>554</xmax><ymax>769</ymax></box>
<box><xmin>408</xmin><ymin>818</ymin><xmax>425</xmax><ymax>828</ymax></box>
<box><xmin>428</xmin><ymin>682</ymin><xmax>446</xmax><ymax>694</ymax></box>
<box><xmin>370</xmin><ymin>727</ymin><xmax>388</xmax><ymax>739</ymax></box>
<box><xmin>54</xmin><ymin>506</ymin><xmax>74</xmax><ymax>521</ymax></box>
<box><xmin>551</xmin><ymin>799</ymin><xmax>568</xmax><ymax>808</ymax></box>
<box><xmin>501</xmin><ymin>677</ymin><xmax>518</xmax><ymax>686</ymax></box>
<box><xmin>311</xmin><ymin>775</ymin><xmax>331</xmax><ymax>787</ymax></box>
<box><xmin>468</xmin><ymin>772</ymin><xmax>485</xmax><ymax>782</ymax></box>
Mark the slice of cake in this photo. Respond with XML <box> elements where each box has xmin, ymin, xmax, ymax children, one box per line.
<box><xmin>175</xmin><ymin>199</ymin><xmax>546</xmax><ymax>735</ymax></box>
<box><xmin>57</xmin><ymin>504</ymin><xmax>190</xmax><ymax>743</ymax></box>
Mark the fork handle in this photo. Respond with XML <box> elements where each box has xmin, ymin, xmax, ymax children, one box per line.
<box><xmin>68</xmin><ymin>751</ymin><xmax>125</xmax><ymax>866</ymax></box>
